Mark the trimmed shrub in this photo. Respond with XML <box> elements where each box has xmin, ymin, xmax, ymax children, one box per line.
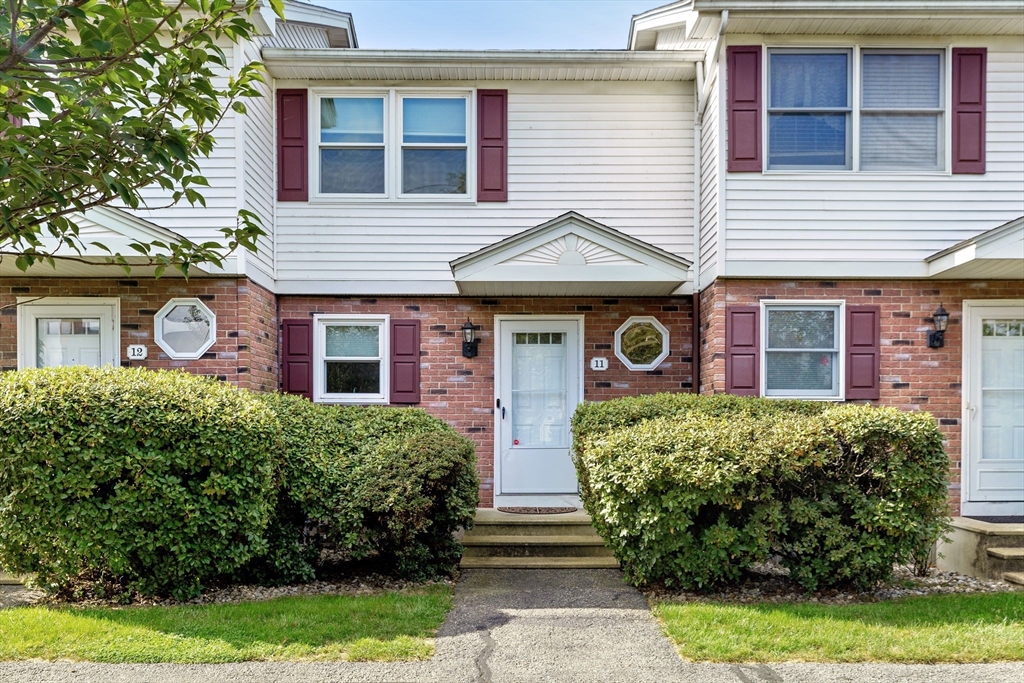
<box><xmin>247</xmin><ymin>394</ymin><xmax>478</xmax><ymax>582</ymax></box>
<box><xmin>572</xmin><ymin>394</ymin><xmax>950</xmax><ymax>591</ymax></box>
<box><xmin>0</xmin><ymin>367</ymin><xmax>278</xmax><ymax>599</ymax></box>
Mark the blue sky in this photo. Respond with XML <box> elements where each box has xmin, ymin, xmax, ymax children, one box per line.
<box><xmin>306</xmin><ymin>1</ymin><xmax>663</xmax><ymax>50</ymax></box>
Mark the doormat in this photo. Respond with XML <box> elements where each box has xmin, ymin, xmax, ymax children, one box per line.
<box><xmin>964</xmin><ymin>515</ymin><xmax>1024</xmax><ymax>524</ymax></box>
<box><xmin>497</xmin><ymin>507</ymin><xmax>578</xmax><ymax>514</ymax></box>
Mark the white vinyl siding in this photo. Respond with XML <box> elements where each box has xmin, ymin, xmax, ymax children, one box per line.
<box><xmin>722</xmin><ymin>36</ymin><xmax>1024</xmax><ymax>277</ymax></box>
<box><xmin>699</xmin><ymin>72</ymin><xmax>721</xmax><ymax>283</ymax></box>
<box><xmin>130</xmin><ymin>37</ymin><xmax>242</xmax><ymax>243</ymax></box>
<box><xmin>242</xmin><ymin>38</ymin><xmax>276</xmax><ymax>282</ymax></box>
<box><xmin>275</xmin><ymin>81</ymin><xmax>694</xmax><ymax>292</ymax></box>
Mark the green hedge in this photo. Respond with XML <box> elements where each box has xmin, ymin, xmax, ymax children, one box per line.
<box><xmin>0</xmin><ymin>367</ymin><xmax>278</xmax><ymax>599</ymax></box>
<box><xmin>572</xmin><ymin>394</ymin><xmax>950</xmax><ymax>591</ymax></box>
<box><xmin>244</xmin><ymin>394</ymin><xmax>479</xmax><ymax>583</ymax></box>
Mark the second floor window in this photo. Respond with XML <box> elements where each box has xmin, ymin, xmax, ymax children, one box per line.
<box><xmin>767</xmin><ymin>49</ymin><xmax>944</xmax><ymax>172</ymax></box>
<box><xmin>317</xmin><ymin>91</ymin><xmax>471</xmax><ymax>198</ymax></box>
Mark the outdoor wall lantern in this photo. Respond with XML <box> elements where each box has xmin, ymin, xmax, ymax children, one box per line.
<box><xmin>462</xmin><ymin>320</ymin><xmax>481</xmax><ymax>358</ymax></box>
<box><xmin>928</xmin><ymin>304</ymin><xmax>950</xmax><ymax>349</ymax></box>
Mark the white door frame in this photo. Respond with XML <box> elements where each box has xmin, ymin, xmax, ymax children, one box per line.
<box><xmin>961</xmin><ymin>299</ymin><xmax>1024</xmax><ymax>516</ymax></box>
<box><xmin>493</xmin><ymin>314</ymin><xmax>585</xmax><ymax>509</ymax></box>
<box><xmin>17</xmin><ymin>297</ymin><xmax>121</xmax><ymax>370</ymax></box>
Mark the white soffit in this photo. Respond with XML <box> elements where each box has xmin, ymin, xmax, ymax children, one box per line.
<box><xmin>0</xmin><ymin>207</ymin><xmax>220</xmax><ymax>278</ymax></box>
<box><xmin>450</xmin><ymin>212</ymin><xmax>691</xmax><ymax>297</ymax></box>
<box><xmin>262</xmin><ymin>49</ymin><xmax>701</xmax><ymax>81</ymax></box>
<box><xmin>927</xmin><ymin>216</ymin><xmax>1024</xmax><ymax>279</ymax></box>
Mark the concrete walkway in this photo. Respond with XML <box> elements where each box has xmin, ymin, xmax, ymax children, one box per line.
<box><xmin>2</xmin><ymin>569</ymin><xmax>1023</xmax><ymax>682</ymax></box>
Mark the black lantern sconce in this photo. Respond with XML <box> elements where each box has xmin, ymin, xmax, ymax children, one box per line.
<box><xmin>928</xmin><ymin>304</ymin><xmax>950</xmax><ymax>349</ymax></box>
<box><xmin>462</xmin><ymin>320</ymin><xmax>481</xmax><ymax>358</ymax></box>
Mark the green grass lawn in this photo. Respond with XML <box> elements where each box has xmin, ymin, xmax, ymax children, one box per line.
<box><xmin>654</xmin><ymin>592</ymin><xmax>1024</xmax><ymax>663</ymax></box>
<box><xmin>0</xmin><ymin>585</ymin><xmax>453</xmax><ymax>663</ymax></box>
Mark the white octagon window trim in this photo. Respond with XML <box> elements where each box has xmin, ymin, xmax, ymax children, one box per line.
<box><xmin>154</xmin><ymin>298</ymin><xmax>217</xmax><ymax>360</ymax></box>
<box><xmin>614</xmin><ymin>316</ymin><xmax>670</xmax><ymax>371</ymax></box>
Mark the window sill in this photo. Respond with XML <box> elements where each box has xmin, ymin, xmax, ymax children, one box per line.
<box><xmin>315</xmin><ymin>397</ymin><xmax>389</xmax><ymax>405</ymax></box>
<box><xmin>756</xmin><ymin>170</ymin><xmax>951</xmax><ymax>178</ymax></box>
<box><xmin>308</xmin><ymin>196</ymin><xmax>477</xmax><ymax>205</ymax></box>
<box><xmin>763</xmin><ymin>394</ymin><xmax>846</xmax><ymax>401</ymax></box>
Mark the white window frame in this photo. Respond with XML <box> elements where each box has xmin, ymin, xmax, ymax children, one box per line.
<box><xmin>313</xmin><ymin>314</ymin><xmax>390</xmax><ymax>404</ymax></box>
<box><xmin>764</xmin><ymin>45</ymin><xmax>948</xmax><ymax>174</ymax></box>
<box><xmin>760</xmin><ymin>300</ymin><xmax>846</xmax><ymax>400</ymax></box>
<box><xmin>311</xmin><ymin>88</ymin><xmax>476</xmax><ymax>202</ymax></box>
<box><xmin>614</xmin><ymin>316</ymin><xmax>671</xmax><ymax>371</ymax></box>
<box><xmin>154</xmin><ymin>298</ymin><xmax>217</xmax><ymax>361</ymax></box>
<box><xmin>17</xmin><ymin>297</ymin><xmax>120</xmax><ymax>370</ymax></box>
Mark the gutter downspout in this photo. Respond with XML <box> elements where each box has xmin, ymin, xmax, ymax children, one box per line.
<box><xmin>692</xmin><ymin>61</ymin><xmax>704</xmax><ymax>394</ymax></box>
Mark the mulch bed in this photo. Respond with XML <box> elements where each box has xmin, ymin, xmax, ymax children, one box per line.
<box><xmin>497</xmin><ymin>507</ymin><xmax>578</xmax><ymax>514</ymax></box>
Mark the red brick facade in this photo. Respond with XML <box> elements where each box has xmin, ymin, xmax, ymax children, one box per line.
<box><xmin>278</xmin><ymin>295</ymin><xmax>695</xmax><ymax>507</ymax></box>
<box><xmin>0</xmin><ymin>276</ymin><xmax>277</xmax><ymax>393</ymax></box>
<box><xmin>6</xmin><ymin>274</ymin><xmax>1020</xmax><ymax>511</ymax></box>
<box><xmin>697</xmin><ymin>278</ymin><xmax>1024</xmax><ymax>512</ymax></box>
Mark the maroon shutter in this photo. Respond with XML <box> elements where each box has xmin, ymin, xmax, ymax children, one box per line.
<box><xmin>277</xmin><ymin>89</ymin><xmax>308</xmax><ymax>201</ymax></box>
<box><xmin>952</xmin><ymin>48</ymin><xmax>987</xmax><ymax>174</ymax></box>
<box><xmin>846</xmin><ymin>305</ymin><xmax>881</xmax><ymax>401</ymax></box>
<box><xmin>477</xmin><ymin>89</ymin><xmax>508</xmax><ymax>202</ymax></box>
<box><xmin>727</xmin><ymin>46</ymin><xmax>763</xmax><ymax>172</ymax></box>
<box><xmin>281</xmin><ymin>319</ymin><xmax>313</xmax><ymax>399</ymax></box>
<box><xmin>390</xmin><ymin>319</ymin><xmax>421</xmax><ymax>404</ymax></box>
<box><xmin>726</xmin><ymin>306</ymin><xmax>760</xmax><ymax>396</ymax></box>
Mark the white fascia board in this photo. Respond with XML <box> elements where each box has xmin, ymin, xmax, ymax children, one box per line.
<box><xmin>724</xmin><ymin>260</ymin><xmax>930</xmax><ymax>278</ymax></box>
<box><xmin>628</xmin><ymin>1</ymin><xmax>695</xmax><ymax>50</ymax></box>
<box><xmin>263</xmin><ymin>48</ymin><xmax>703</xmax><ymax>69</ymax></box>
<box><xmin>273</xmin><ymin>279</ymin><xmax>462</xmax><ymax>296</ymax></box>
<box><xmin>280</xmin><ymin>1</ymin><xmax>356</xmax><ymax>47</ymax></box>
<box><xmin>693</xmin><ymin>0</ymin><xmax>1024</xmax><ymax>12</ymax></box>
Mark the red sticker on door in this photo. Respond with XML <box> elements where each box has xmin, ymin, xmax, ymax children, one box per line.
<box><xmin>513</xmin><ymin>439</ymin><xmax>519</xmax><ymax>445</ymax></box>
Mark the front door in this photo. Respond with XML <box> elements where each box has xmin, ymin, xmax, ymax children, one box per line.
<box><xmin>496</xmin><ymin>318</ymin><xmax>582</xmax><ymax>499</ymax></box>
<box><xmin>964</xmin><ymin>301</ymin><xmax>1024</xmax><ymax>515</ymax></box>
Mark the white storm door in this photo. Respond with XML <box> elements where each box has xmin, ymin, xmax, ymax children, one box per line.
<box><xmin>497</xmin><ymin>319</ymin><xmax>581</xmax><ymax>494</ymax></box>
<box><xmin>965</xmin><ymin>302</ymin><xmax>1024</xmax><ymax>510</ymax></box>
<box><xmin>18</xmin><ymin>300</ymin><xmax>119</xmax><ymax>369</ymax></box>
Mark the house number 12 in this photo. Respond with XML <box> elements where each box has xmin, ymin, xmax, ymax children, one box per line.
<box><xmin>127</xmin><ymin>344</ymin><xmax>148</xmax><ymax>360</ymax></box>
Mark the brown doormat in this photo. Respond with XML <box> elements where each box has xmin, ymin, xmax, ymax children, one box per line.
<box><xmin>497</xmin><ymin>507</ymin><xmax>578</xmax><ymax>514</ymax></box>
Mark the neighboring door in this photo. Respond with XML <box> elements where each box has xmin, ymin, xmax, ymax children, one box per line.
<box><xmin>497</xmin><ymin>317</ymin><xmax>582</xmax><ymax>497</ymax></box>
<box><xmin>964</xmin><ymin>301</ymin><xmax>1024</xmax><ymax>515</ymax></box>
<box><xmin>17</xmin><ymin>299</ymin><xmax>119</xmax><ymax>369</ymax></box>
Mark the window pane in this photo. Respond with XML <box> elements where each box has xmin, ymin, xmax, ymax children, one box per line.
<box><xmin>160</xmin><ymin>305</ymin><xmax>212</xmax><ymax>355</ymax></box>
<box><xmin>402</xmin><ymin>149</ymin><xmax>467</xmax><ymax>194</ymax></box>
<box><xmin>36</xmin><ymin>318</ymin><xmax>102</xmax><ymax>367</ymax></box>
<box><xmin>766</xmin><ymin>351</ymin><xmax>839</xmax><ymax>394</ymax></box>
<box><xmin>326</xmin><ymin>325</ymin><xmax>379</xmax><ymax>357</ymax></box>
<box><xmin>860</xmin><ymin>113</ymin><xmax>940</xmax><ymax>170</ymax></box>
<box><xmin>768</xmin><ymin>113</ymin><xmax>848</xmax><ymax>168</ymax></box>
<box><xmin>403</xmin><ymin>98</ymin><xmax>466</xmax><ymax>144</ymax></box>
<box><xmin>326</xmin><ymin>361</ymin><xmax>381</xmax><ymax>394</ymax></box>
<box><xmin>320</xmin><ymin>149</ymin><xmax>385</xmax><ymax>194</ymax></box>
<box><xmin>862</xmin><ymin>53</ymin><xmax>941</xmax><ymax>109</ymax></box>
<box><xmin>767</xmin><ymin>309</ymin><xmax>836</xmax><ymax>349</ymax></box>
<box><xmin>770</xmin><ymin>53</ymin><xmax>848</xmax><ymax>108</ymax></box>
<box><xmin>320</xmin><ymin>98</ymin><xmax>384</xmax><ymax>143</ymax></box>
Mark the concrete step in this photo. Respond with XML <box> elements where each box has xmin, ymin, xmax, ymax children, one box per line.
<box><xmin>985</xmin><ymin>547</ymin><xmax>1024</xmax><ymax>576</ymax></box>
<box><xmin>988</xmin><ymin>547</ymin><xmax>1024</xmax><ymax>560</ymax></box>
<box><xmin>460</xmin><ymin>556</ymin><xmax>620</xmax><ymax>569</ymax></box>
<box><xmin>0</xmin><ymin>572</ymin><xmax>28</xmax><ymax>586</ymax></box>
<box><xmin>1003</xmin><ymin>572</ymin><xmax>1024</xmax><ymax>586</ymax></box>
<box><xmin>465</xmin><ymin>534</ymin><xmax>607</xmax><ymax>546</ymax></box>
<box><xmin>467</xmin><ymin>509</ymin><xmax>600</xmax><ymax>537</ymax></box>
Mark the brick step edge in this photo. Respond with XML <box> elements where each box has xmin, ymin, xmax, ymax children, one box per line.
<box><xmin>463</xmin><ymin>535</ymin><xmax>607</xmax><ymax>546</ymax></box>
<box><xmin>1003</xmin><ymin>572</ymin><xmax>1024</xmax><ymax>586</ymax></box>
<box><xmin>987</xmin><ymin>547</ymin><xmax>1024</xmax><ymax>559</ymax></box>
<box><xmin>460</xmin><ymin>557</ymin><xmax>620</xmax><ymax>569</ymax></box>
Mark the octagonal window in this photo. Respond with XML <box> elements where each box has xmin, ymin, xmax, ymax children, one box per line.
<box><xmin>154</xmin><ymin>298</ymin><xmax>216</xmax><ymax>360</ymax></box>
<box><xmin>615</xmin><ymin>316</ymin><xmax>670</xmax><ymax>371</ymax></box>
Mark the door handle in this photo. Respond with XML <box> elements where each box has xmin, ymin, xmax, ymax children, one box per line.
<box><xmin>496</xmin><ymin>398</ymin><xmax>505</xmax><ymax>419</ymax></box>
